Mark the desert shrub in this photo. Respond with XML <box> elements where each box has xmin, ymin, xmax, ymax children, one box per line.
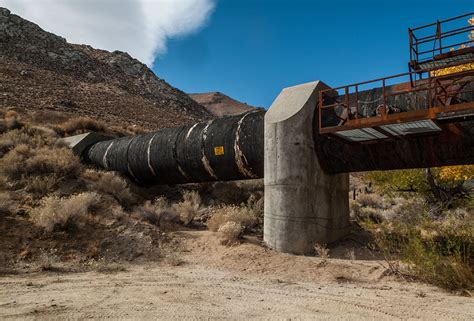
<box><xmin>55</xmin><ymin>117</ymin><xmax>107</xmax><ymax>136</ymax></box>
<box><xmin>134</xmin><ymin>200</ymin><xmax>161</xmax><ymax>226</ymax></box>
<box><xmin>31</xmin><ymin>192</ymin><xmax>100</xmax><ymax>232</ymax></box>
<box><xmin>356</xmin><ymin>193</ymin><xmax>385</xmax><ymax>208</ymax></box>
<box><xmin>0</xmin><ymin>192</ymin><xmax>14</xmax><ymax>215</ymax></box>
<box><xmin>134</xmin><ymin>197</ymin><xmax>178</xmax><ymax>226</ymax></box>
<box><xmin>27</xmin><ymin>126</ymin><xmax>58</xmax><ymax>138</ymax></box>
<box><xmin>0</xmin><ymin>120</ymin><xmax>6</xmax><ymax>134</ymax></box>
<box><xmin>0</xmin><ymin>144</ymin><xmax>82</xmax><ymax>181</ymax></box>
<box><xmin>314</xmin><ymin>243</ymin><xmax>330</xmax><ymax>259</ymax></box>
<box><xmin>380</xmin><ymin>197</ymin><xmax>426</xmax><ymax>224</ymax></box>
<box><xmin>207</xmin><ymin>198</ymin><xmax>259</xmax><ymax>232</ymax></box>
<box><xmin>4</xmin><ymin>110</ymin><xmax>25</xmax><ymax>130</ymax></box>
<box><xmin>362</xmin><ymin>215</ymin><xmax>473</xmax><ymax>291</ymax></box>
<box><xmin>349</xmin><ymin>199</ymin><xmax>361</xmax><ymax>218</ymax></box>
<box><xmin>24</xmin><ymin>175</ymin><xmax>62</xmax><ymax>196</ymax></box>
<box><xmin>35</xmin><ymin>249</ymin><xmax>60</xmax><ymax>271</ymax></box>
<box><xmin>345</xmin><ymin>248</ymin><xmax>356</xmax><ymax>260</ymax></box>
<box><xmin>172</xmin><ymin>190</ymin><xmax>202</xmax><ymax>225</ymax></box>
<box><xmin>82</xmin><ymin>170</ymin><xmax>136</xmax><ymax>207</ymax></box>
<box><xmin>110</xmin><ymin>205</ymin><xmax>127</xmax><ymax>221</ymax></box>
<box><xmin>0</xmin><ymin>129</ymin><xmax>30</xmax><ymax>156</ymax></box>
<box><xmin>246</xmin><ymin>193</ymin><xmax>264</xmax><ymax>220</ymax></box>
<box><xmin>208</xmin><ymin>180</ymin><xmax>264</xmax><ymax>205</ymax></box>
<box><xmin>356</xmin><ymin>206</ymin><xmax>384</xmax><ymax>223</ymax></box>
<box><xmin>83</xmin><ymin>257</ymin><xmax>126</xmax><ymax>273</ymax></box>
<box><xmin>218</xmin><ymin>221</ymin><xmax>243</xmax><ymax>245</ymax></box>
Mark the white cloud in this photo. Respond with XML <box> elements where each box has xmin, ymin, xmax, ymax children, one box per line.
<box><xmin>1</xmin><ymin>0</ymin><xmax>215</xmax><ymax>65</ymax></box>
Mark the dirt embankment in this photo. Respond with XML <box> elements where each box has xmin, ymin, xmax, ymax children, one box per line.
<box><xmin>1</xmin><ymin>230</ymin><xmax>473</xmax><ymax>320</ymax></box>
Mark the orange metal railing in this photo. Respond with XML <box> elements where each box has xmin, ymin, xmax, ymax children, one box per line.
<box><xmin>409</xmin><ymin>12</ymin><xmax>473</xmax><ymax>71</ymax></box>
<box><xmin>318</xmin><ymin>68</ymin><xmax>474</xmax><ymax>133</ymax></box>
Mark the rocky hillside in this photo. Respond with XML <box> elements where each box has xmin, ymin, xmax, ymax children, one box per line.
<box><xmin>0</xmin><ymin>7</ymin><xmax>211</xmax><ymax>131</ymax></box>
<box><xmin>189</xmin><ymin>92</ymin><xmax>261</xmax><ymax>117</ymax></box>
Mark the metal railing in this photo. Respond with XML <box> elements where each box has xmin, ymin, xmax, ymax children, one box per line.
<box><xmin>409</xmin><ymin>12</ymin><xmax>473</xmax><ymax>70</ymax></box>
<box><xmin>319</xmin><ymin>68</ymin><xmax>474</xmax><ymax>133</ymax></box>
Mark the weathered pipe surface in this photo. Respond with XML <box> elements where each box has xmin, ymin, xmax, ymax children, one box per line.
<box><xmin>316</xmin><ymin>79</ymin><xmax>474</xmax><ymax>173</ymax></box>
<box><xmin>316</xmin><ymin>121</ymin><xmax>474</xmax><ymax>173</ymax></box>
<box><xmin>82</xmin><ymin>86</ymin><xmax>473</xmax><ymax>183</ymax></box>
<box><xmin>85</xmin><ymin>111</ymin><xmax>264</xmax><ymax>184</ymax></box>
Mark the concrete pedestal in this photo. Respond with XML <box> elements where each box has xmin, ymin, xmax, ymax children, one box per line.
<box><xmin>263</xmin><ymin>81</ymin><xmax>349</xmax><ymax>254</ymax></box>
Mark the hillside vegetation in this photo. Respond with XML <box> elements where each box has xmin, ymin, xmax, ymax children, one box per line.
<box><xmin>0</xmin><ymin>109</ymin><xmax>264</xmax><ymax>273</ymax></box>
<box><xmin>0</xmin><ymin>7</ymin><xmax>211</xmax><ymax>132</ymax></box>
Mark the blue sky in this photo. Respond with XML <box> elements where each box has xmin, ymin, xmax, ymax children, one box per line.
<box><xmin>154</xmin><ymin>0</ymin><xmax>473</xmax><ymax>108</ymax></box>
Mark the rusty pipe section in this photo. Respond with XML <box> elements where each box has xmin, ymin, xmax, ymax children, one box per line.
<box><xmin>85</xmin><ymin>111</ymin><xmax>264</xmax><ymax>184</ymax></box>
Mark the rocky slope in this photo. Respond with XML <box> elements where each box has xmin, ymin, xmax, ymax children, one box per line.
<box><xmin>0</xmin><ymin>7</ymin><xmax>211</xmax><ymax>131</ymax></box>
<box><xmin>189</xmin><ymin>92</ymin><xmax>261</xmax><ymax>117</ymax></box>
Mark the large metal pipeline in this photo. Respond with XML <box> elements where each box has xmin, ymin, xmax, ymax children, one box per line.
<box><xmin>79</xmin><ymin>99</ymin><xmax>473</xmax><ymax>185</ymax></box>
<box><xmin>85</xmin><ymin>111</ymin><xmax>264</xmax><ymax>184</ymax></box>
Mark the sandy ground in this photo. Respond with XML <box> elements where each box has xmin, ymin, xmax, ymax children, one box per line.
<box><xmin>0</xmin><ymin>231</ymin><xmax>473</xmax><ymax>320</ymax></box>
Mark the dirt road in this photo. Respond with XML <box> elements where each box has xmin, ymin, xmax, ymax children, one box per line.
<box><xmin>0</xmin><ymin>231</ymin><xmax>472</xmax><ymax>320</ymax></box>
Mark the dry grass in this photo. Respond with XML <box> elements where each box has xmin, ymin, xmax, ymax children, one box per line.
<box><xmin>133</xmin><ymin>196</ymin><xmax>178</xmax><ymax>227</ymax></box>
<box><xmin>31</xmin><ymin>192</ymin><xmax>100</xmax><ymax>232</ymax></box>
<box><xmin>357</xmin><ymin>192</ymin><xmax>474</xmax><ymax>291</ymax></box>
<box><xmin>0</xmin><ymin>126</ymin><xmax>84</xmax><ymax>200</ymax></box>
<box><xmin>55</xmin><ymin>117</ymin><xmax>107</xmax><ymax>136</ymax></box>
<box><xmin>4</xmin><ymin>110</ymin><xmax>25</xmax><ymax>131</ymax></box>
<box><xmin>208</xmin><ymin>203</ymin><xmax>259</xmax><ymax>232</ymax></box>
<box><xmin>380</xmin><ymin>198</ymin><xmax>426</xmax><ymax>224</ymax></box>
<box><xmin>351</xmin><ymin>193</ymin><xmax>425</xmax><ymax>224</ymax></box>
<box><xmin>207</xmin><ymin>193</ymin><xmax>263</xmax><ymax>233</ymax></box>
<box><xmin>356</xmin><ymin>206</ymin><xmax>384</xmax><ymax>223</ymax></box>
<box><xmin>0</xmin><ymin>144</ymin><xmax>82</xmax><ymax>181</ymax></box>
<box><xmin>83</xmin><ymin>258</ymin><xmax>127</xmax><ymax>273</ymax></box>
<box><xmin>172</xmin><ymin>190</ymin><xmax>202</xmax><ymax>226</ymax></box>
<box><xmin>0</xmin><ymin>192</ymin><xmax>14</xmax><ymax>215</ymax></box>
<box><xmin>314</xmin><ymin>243</ymin><xmax>330</xmax><ymax>259</ymax></box>
<box><xmin>0</xmin><ymin>129</ymin><xmax>31</xmax><ymax>156</ymax></box>
<box><xmin>82</xmin><ymin>170</ymin><xmax>136</xmax><ymax>207</ymax></box>
<box><xmin>207</xmin><ymin>180</ymin><xmax>264</xmax><ymax>205</ymax></box>
<box><xmin>345</xmin><ymin>248</ymin><xmax>356</xmax><ymax>261</ymax></box>
<box><xmin>218</xmin><ymin>221</ymin><xmax>242</xmax><ymax>245</ymax></box>
<box><xmin>356</xmin><ymin>193</ymin><xmax>384</xmax><ymax>208</ymax></box>
<box><xmin>134</xmin><ymin>200</ymin><xmax>162</xmax><ymax>226</ymax></box>
<box><xmin>35</xmin><ymin>249</ymin><xmax>60</xmax><ymax>271</ymax></box>
<box><xmin>364</xmin><ymin>218</ymin><xmax>473</xmax><ymax>291</ymax></box>
<box><xmin>24</xmin><ymin>175</ymin><xmax>62</xmax><ymax>196</ymax></box>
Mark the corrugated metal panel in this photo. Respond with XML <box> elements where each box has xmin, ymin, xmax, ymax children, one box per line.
<box><xmin>334</xmin><ymin>128</ymin><xmax>388</xmax><ymax>142</ymax></box>
<box><xmin>380</xmin><ymin>120</ymin><xmax>441</xmax><ymax>136</ymax></box>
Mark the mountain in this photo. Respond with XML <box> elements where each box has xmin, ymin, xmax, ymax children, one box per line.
<box><xmin>189</xmin><ymin>92</ymin><xmax>261</xmax><ymax>117</ymax></box>
<box><xmin>0</xmin><ymin>7</ymin><xmax>212</xmax><ymax>131</ymax></box>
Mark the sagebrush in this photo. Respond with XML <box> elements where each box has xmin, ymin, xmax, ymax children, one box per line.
<box><xmin>172</xmin><ymin>190</ymin><xmax>202</xmax><ymax>225</ymax></box>
<box><xmin>31</xmin><ymin>192</ymin><xmax>100</xmax><ymax>232</ymax></box>
<box><xmin>218</xmin><ymin>221</ymin><xmax>242</xmax><ymax>245</ymax></box>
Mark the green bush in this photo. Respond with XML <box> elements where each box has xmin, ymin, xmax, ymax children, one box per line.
<box><xmin>363</xmin><ymin>217</ymin><xmax>473</xmax><ymax>291</ymax></box>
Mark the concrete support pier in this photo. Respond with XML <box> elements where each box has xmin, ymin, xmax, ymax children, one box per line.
<box><xmin>263</xmin><ymin>81</ymin><xmax>350</xmax><ymax>254</ymax></box>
